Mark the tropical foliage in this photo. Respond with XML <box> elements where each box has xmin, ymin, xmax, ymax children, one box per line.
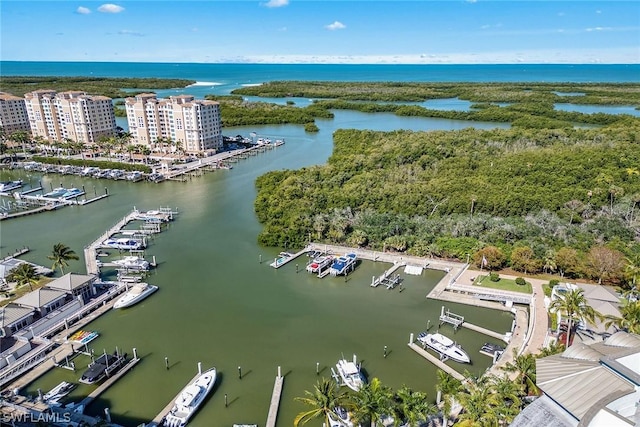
<box><xmin>0</xmin><ymin>76</ymin><xmax>195</xmax><ymax>98</ymax></box>
<box><xmin>254</xmin><ymin>125</ymin><xmax>640</xmax><ymax>285</ymax></box>
<box><xmin>47</xmin><ymin>243</ymin><xmax>79</xmax><ymax>275</ymax></box>
<box><xmin>6</xmin><ymin>263</ymin><xmax>40</xmax><ymax>291</ymax></box>
<box><xmin>549</xmin><ymin>288</ymin><xmax>600</xmax><ymax>347</ymax></box>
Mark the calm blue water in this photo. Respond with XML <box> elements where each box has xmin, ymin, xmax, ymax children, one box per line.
<box><xmin>2</xmin><ymin>63</ymin><xmax>639</xmax><ymax>97</ymax></box>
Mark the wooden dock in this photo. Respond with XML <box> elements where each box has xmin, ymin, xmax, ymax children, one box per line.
<box><xmin>265</xmin><ymin>368</ymin><xmax>284</xmax><ymax>427</ymax></box>
<box><xmin>407</xmin><ymin>341</ymin><xmax>465</xmax><ymax>381</ymax></box>
<box><xmin>439</xmin><ymin>306</ymin><xmax>507</xmax><ymax>341</ymax></box>
<box><xmin>269</xmin><ymin>247</ymin><xmax>309</xmax><ymax>269</ymax></box>
<box><xmin>79</xmin><ymin>355</ymin><xmax>141</xmax><ymax>408</ymax></box>
<box><xmin>148</xmin><ymin>369</ymin><xmax>202</xmax><ymax>426</ymax></box>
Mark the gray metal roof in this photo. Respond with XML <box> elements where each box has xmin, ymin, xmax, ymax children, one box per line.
<box><xmin>13</xmin><ymin>287</ymin><xmax>67</xmax><ymax>309</ymax></box>
<box><xmin>510</xmin><ymin>395</ymin><xmax>577</xmax><ymax>427</ymax></box>
<box><xmin>45</xmin><ymin>273</ymin><xmax>95</xmax><ymax>292</ymax></box>
<box><xmin>536</xmin><ymin>332</ymin><xmax>640</xmax><ymax>424</ymax></box>
<box><xmin>0</xmin><ymin>303</ymin><xmax>35</xmax><ymax>327</ymax></box>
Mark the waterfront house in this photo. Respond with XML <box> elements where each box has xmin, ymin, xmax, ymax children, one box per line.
<box><xmin>512</xmin><ymin>331</ymin><xmax>640</xmax><ymax>427</ymax></box>
<box><xmin>44</xmin><ymin>273</ymin><xmax>97</xmax><ymax>304</ymax></box>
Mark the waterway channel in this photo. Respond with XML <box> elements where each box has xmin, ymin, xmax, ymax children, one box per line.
<box><xmin>1</xmin><ymin>112</ymin><xmax>514</xmax><ymax>426</ymax></box>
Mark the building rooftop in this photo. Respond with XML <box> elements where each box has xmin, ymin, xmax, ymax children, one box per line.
<box><xmin>44</xmin><ymin>273</ymin><xmax>95</xmax><ymax>292</ymax></box>
<box><xmin>13</xmin><ymin>288</ymin><xmax>67</xmax><ymax>310</ymax></box>
<box><xmin>0</xmin><ymin>303</ymin><xmax>35</xmax><ymax>328</ymax></box>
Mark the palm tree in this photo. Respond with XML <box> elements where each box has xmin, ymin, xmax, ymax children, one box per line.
<box><xmin>488</xmin><ymin>375</ymin><xmax>524</xmax><ymax>425</ymax></box>
<box><xmin>435</xmin><ymin>370</ymin><xmax>462</xmax><ymax>426</ymax></box>
<box><xmin>7</xmin><ymin>263</ymin><xmax>40</xmax><ymax>291</ymax></box>
<box><xmin>392</xmin><ymin>385</ymin><xmax>437</xmax><ymax>427</ymax></box>
<box><xmin>351</xmin><ymin>377</ymin><xmax>393</xmax><ymax>427</ymax></box>
<box><xmin>47</xmin><ymin>243</ymin><xmax>79</xmax><ymax>275</ymax></box>
<box><xmin>455</xmin><ymin>378</ymin><xmax>500</xmax><ymax>427</ymax></box>
<box><xmin>604</xmin><ymin>300</ymin><xmax>640</xmax><ymax>334</ymax></box>
<box><xmin>549</xmin><ymin>288</ymin><xmax>599</xmax><ymax>348</ymax></box>
<box><xmin>293</xmin><ymin>377</ymin><xmax>350</xmax><ymax>427</ymax></box>
<box><xmin>624</xmin><ymin>254</ymin><xmax>640</xmax><ymax>289</ymax></box>
<box><xmin>536</xmin><ymin>341</ymin><xmax>565</xmax><ymax>358</ymax></box>
<box><xmin>500</xmin><ymin>350</ymin><xmax>539</xmax><ymax>396</ymax></box>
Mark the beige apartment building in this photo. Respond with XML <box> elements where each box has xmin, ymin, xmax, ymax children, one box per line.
<box><xmin>125</xmin><ymin>94</ymin><xmax>223</xmax><ymax>155</ymax></box>
<box><xmin>0</xmin><ymin>92</ymin><xmax>30</xmax><ymax>135</ymax></box>
<box><xmin>24</xmin><ymin>90</ymin><xmax>116</xmax><ymax>144</ymax></box>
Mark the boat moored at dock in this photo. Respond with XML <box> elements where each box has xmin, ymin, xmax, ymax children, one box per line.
<box><xmin>417</xmin><ymin>332</ymin><xmax>470</xmax><ymax>364</ymax></box>
<box><xmin>333</xmin><ymin>355</ymin><xmax>366</xmax><ymax>392</ymax></box>
<box><xmin>306</xmin><ymin>254</ymin><xmax>333</xmax><ymax>274</ymax></box>
<box><xmin>79</xmin><ymin>350</ymin><xmax>128</xmax><ymax>385</ymax></box>
<box><xmin>113</xmin><ymin>283</ymin><xmax>158</xmax><ymax>309</ymax></box>
<box><xmin>329</xmin><ymin>253</ymin><xmax>357</xmax><ymax>276</ymax></box>
<box><xmin>163</xmin><ymin>367</ymin><xmax>217</xmax><ymax>427</ymax></box>
<box><xmin>42</xmin><ymin>381</ymin><xmax>76</xmax><ymax>406</ymax></box>
<box><xmin>0</xmin><ymin>180</ymin><xmax>23</xmax><ymax>193</ymax></box>
<box><xmin>102</xmin><ymin>238</ymin><xmax>145</xmax><ymax>251</ymax></box>
<box><xmin>112</xmin><ymin>255</ymin><xmax>150</xmax><ymax>271</ymax></box>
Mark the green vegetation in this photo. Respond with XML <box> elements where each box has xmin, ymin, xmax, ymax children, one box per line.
<box><xmin>0</xmin><ymin>76</ymin><xmax>195</xmax><ymax>98</ymax></box>
<box><xmin>204</xmin><ymin>95</ymin><xmax>333</xmax><ymax>129</ymax></box>
<box><xmin>475</xmin><ymin>276</ymin><xmax>533</xmax><ymax>294</ymax></box>
<box><xmin>47</xmin><ymin>243</ymin><xmax>79</xmax><ymax>275</ymax></box>
<box><xmin>234</xmin><ymin>81</ymin><xmax>640</xmax><ymax>128</ymax></box>
<box><xmin>254</xmin><ymin>124</ymin><xmax>640</xmax><ymax>286</ymax></box>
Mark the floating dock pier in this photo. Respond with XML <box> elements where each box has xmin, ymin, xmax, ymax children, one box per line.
<box><xmin>407</xmin><ymin>334</ymin><xmax>464</xmax><ymax>381</ymax></box>
<box><xmin>265</xmin><ymin>366</ymin><xmax>284</xmax><ymax>427</ymax></box>
<box><xmin>371</xmin><ymin>262</ymin><xmax>405</xmax><ymax>288</ymax></box>
<box><xmin>269</xmin><ymin>247</ymin><xmax>309</xmax><ymax>269</ymax></box>
<box><xmin>438</xmin><ymin>306</ymin><xmax>509</xmax><ymax>342</ymax></box>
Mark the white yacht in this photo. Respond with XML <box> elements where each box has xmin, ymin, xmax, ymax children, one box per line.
<box><xmin>0</xmin><ymin>180</ymin><xmax>23</xmax><ymax>193</ymax></box>
<box><xmin>334</xmin><ymin>355</ymin><xmax>366</xmax><ymax>392</ymax></box>
<box><xmin>328</xmin><ymin>407</ymin><xmax>354</xmax><ymax>427</ymax></box>
<box><xmin>417</xmin><ymin>332</ymin><xmax>470</xmax><ymax>364</ymax></box>
<box><xmin>163</xmin><ymin>367</ymin><xmax>217</xmax><ymax>427</ymax></box>
<box><xmin>113</xmin><ymin>283</ymin><xmax>158</xmax><ymax>309</ymax></box>
<box><xmin>113</xmin><ymin>256</ymin><xmax>150</xmax><ymax>271</ymax></box>
<box><xmin>102</xmin><ymin>238</ymin><xmax>145</xmax><ymax>250</ymax></box>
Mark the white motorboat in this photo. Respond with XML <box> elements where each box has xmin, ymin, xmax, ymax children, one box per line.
<box><xmin>417</xmin><ymin>332</ymin><xmax>470</xmax><ymax>364</ymax></box>
<box><xmin>306</xmin><ymin>254</ymin><xmax>333</xmax><ymax>273</ymax></box>
<box><xmin>42</xmin><ymin>381</ymin><xmax>76</xmax><ymax>405</ymax></box>
<box><xmin>334</xmin><ymin>355</ymin><xmax>366</xmax><ymax>392</ymax></box>
<box><xmin>113</xmin><ymin>283</ymin><xmax>158</xmax><ymax>309</ymax></box>
<box><xmin>0</xmin><ymin>180</ymin><xmax>23</xmax><ymax>193</ymax></box>
<box><xmin>113</xmin><ymin>256</ymin><xmax>150</xmax><ymax>271</ymax></box>
<box><xmin>102</xmin><ymin>238</ymin><xmax>145</xmax><ymax>250</ymax></box>
<box><xmin>163</xmin><ymin>367</ymin><xmax>217</xmax><ymax>427</ymax></box>
<box><xmin>329</xmin><ymin>253</ymin><xmax>357</xmax><ymax>276</ymax></box>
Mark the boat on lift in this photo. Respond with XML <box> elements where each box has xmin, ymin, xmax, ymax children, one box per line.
<box><xmin>417</xmin><ymin>332</ymin><xmax>470</xmax><ymax>364</ymax></box>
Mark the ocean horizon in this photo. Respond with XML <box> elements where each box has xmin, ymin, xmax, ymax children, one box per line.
<box><xmin>2</xmin><ymin>62</ymin><xmax>639</xmax><ymax>87</ymax></box>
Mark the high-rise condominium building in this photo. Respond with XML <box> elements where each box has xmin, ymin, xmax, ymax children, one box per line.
<box><xmin>125</xmin><ymin>94</ymin><xmax>223</xmax><ymax>155</ymax></box>
<box><xmin>0</xmin><ymin>92</ymin><xmax>30</xmax><ymax>135</ymax></box>
<box><xmin>24</xmin><ymin>90</ymin><xmax>116</xmax><ymax>144</ymax></box>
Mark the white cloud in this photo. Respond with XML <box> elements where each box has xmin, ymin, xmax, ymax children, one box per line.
<box><xmin>118</xmin><ymin>30</ymin><xmax>144</xmax><ymax>37</ymax></box>
<box><xmin>98</xmin><ymin>4</ymin><xmax>124</xmax><ymax>13</ymax></box>
<box><xmin>76</xmin><ymin>6</ymin><xmax>91</xmax><ymax>15</ymax></box>
<box><xmin>326</xmin><ymin>21</ymin><xmax>346</xmax><ymax>31</ymax></box>
<box><xmin>263</xmin><ymin>0</ymin><xmax>289</xmax><ymax>8</ymax></box>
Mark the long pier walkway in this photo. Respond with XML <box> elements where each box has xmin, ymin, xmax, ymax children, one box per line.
<box><xmin>148</xmin><ymin>367</ymin><xmax>203</xmax><ymax>427</ymax></box>
<box><xmin>371</xmin><ymin>262</ymin><xmax>405</xmax><ymax>287</ymax></box>
<box><xmin>269</xmin><ymin>247</ymin><xmax>309</xmax><ymax>269</ymax></box>
<box><xmin>84</xmin><ymin>210</ymin><xmax>139</xmax><ymax>275</ymax></box>
<box><xmin>265</xmin><ymin>367</ymin><xmax>284</xmax><ymax>427</ymax></box>
<box><xmin>407</xmin><ymin>340</ymin><xmax>465</xmax><ymax>381</ymax></box>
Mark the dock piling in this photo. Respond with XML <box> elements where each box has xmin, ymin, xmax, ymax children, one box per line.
<box><xmin>133</xmin><ymin>348</ymin><xmax>137</xmax><ymax>360</ymax></box>
<box><xmin>384</xmin><ymin>346</ymin><xmax>387</xmax><ymax>358</ymax></box>
<box><xmin>238</xmin><ymin>366</ymin><xmax>242</xmax><ymax>379</ymax></box>
<box><xmin>165</xmin><ymin>357</ymin><xmax>169</xmax><ymax>370</ymax></box>
<box><xmin>225</xmin><ymin>393</ymin><xmax>228</xmax><ymax>407</ymax></box>
<box><xmin>409</xmin><ymin>333</ymin><xmax>414</xmax><ymax>345</ymax></box>
<box><xmin>198</xmin><ymin>362</ymin><xmax>202</xmax><ymax>375</ymax></box>
<box><xmin>316</xmin><ymin>362</ymin><xmax>319</xmax><ymax>375</ymax></box>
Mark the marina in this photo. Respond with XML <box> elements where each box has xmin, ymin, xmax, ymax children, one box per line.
<box><xmin>2</xmin><ymin>119</ymin><xmax>518</xmax><ymax>425</ymax></box>
<box><xmin>265</xmin><ymin>367</ymin><xmax>284</xmax><ymax>427</ymax></box>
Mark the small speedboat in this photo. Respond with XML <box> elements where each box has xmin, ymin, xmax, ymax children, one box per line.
<box><xmin>113</xmin><ymin>283</ymin><xmax>158</xmax><ymax>309</ymax></box>
<box><xmin>329</xmin><ymin>253</ymin><xmax>357</xmax><ymax>276</ymax></box>
<box><xmin>42</xmin><ymin>381</ymin><xmax>76</xmax><ymax>405</ymax></box>
<box><xmin>306</xmin><ymin>254</ymin><xmax>333</xmax><ymax>273</ymax></box>
<box><xmin>0</xmin><ymin>180</ymin><xmax>23</xmax><ymax>193</ymax></box>
<box><xmin>333</xmin><ymin>355</ymin><xmax>366</xmax><ymax>392</ymax></box>
<box><xmin>417</xmin><ymin>332</ymin><xmax>470</xmax><ymax>364</ymax></box>
<box><xmin>163</xmin><ymin>367</ymin><xmax>217</xmax><ymax>427</ymax></box>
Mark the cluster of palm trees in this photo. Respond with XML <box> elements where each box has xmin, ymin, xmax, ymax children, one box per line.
<box><xmin>294</xmin><ymin>377</ymin><xmax>436</xmax><ymax>427</ymax></box>
<box><xmin>293</xmin><ymin>351</ymin><xmax>551</xmax><ymax>427</ymax></box>
<box><xmin>5</xmin><ymin>243</ymin><xmax>78</xmax><ymax>292</ymax></box>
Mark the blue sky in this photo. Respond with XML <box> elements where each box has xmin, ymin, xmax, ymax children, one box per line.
<box><xmin>1</xmin><ymin>1</ymin><xmax>638</xmax><ymax>63</ymax></box>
